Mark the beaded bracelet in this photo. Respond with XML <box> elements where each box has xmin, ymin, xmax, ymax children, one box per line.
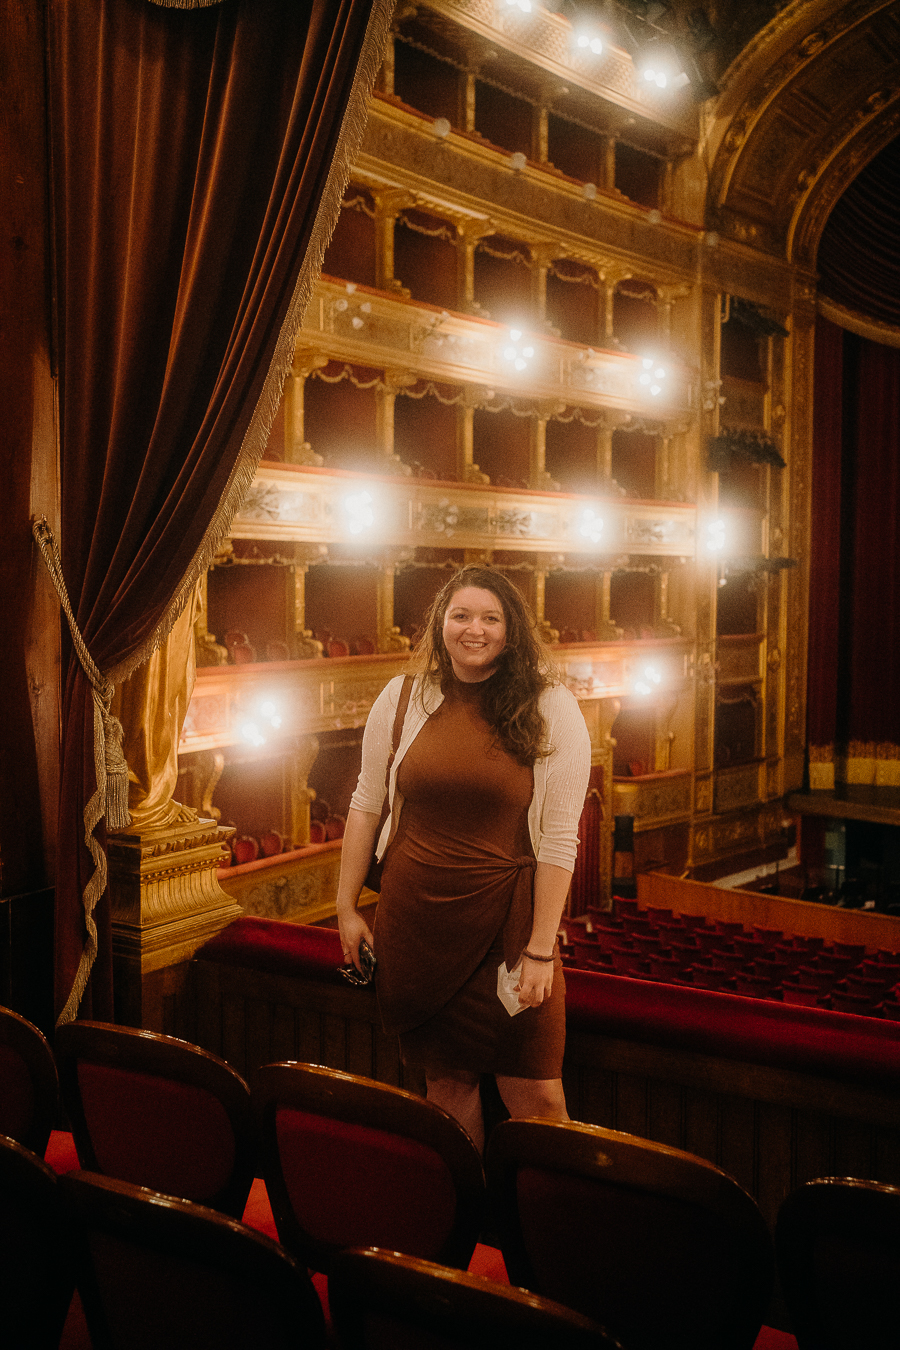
<box><xmin>522</xmin><ymin>949</ymin><xmax>555</xmax><ymax>963</ymax></box>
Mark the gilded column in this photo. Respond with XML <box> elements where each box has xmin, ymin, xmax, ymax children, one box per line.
<box><xmin>457</xmin><ymin>391</ymin><xmax>489</xmax><ymax>484</ymax></box>
<box><xmin>375</xmin><ymin>369</ymin><xmax>415</xmax><ymax>474</ymax></box>
<box><xmin>594</xmin><ymin>571</ymin><xmax>623</xmax><ymax>641</ymax></box>
<box><xmin>372</xmin><ymin>188</ymin><xmax>414</xmax><ymax>295</ymax></box>
<box><xmin>457</xmin><ymin>218</ymin><xmax>494</xmax><ymax>317</ymax></box>
<box><xmin>287</xmin><ymin>734</ymin><xmax>320</xmax><ymax>848</ymax></box>
<box><xmin>293</xmin><ymin>544</ymin><xmax>326</xmax><ymax>658</ymax></box>
<box><xmin>530</xmin><ymin>405</ymin><xmax>561</xmax><ymax>491</ymax></box>
<box><xmin>284</xmin><ymin>349</ymin><xmax>328</xmax><ymax>466</ymax></box>
<box><xmin>376</xmin><ymin>552</ymin><xmax>413</xmax><ymax>654</ymax></box>
<box><xmin>533</xmin><ymin>104</ymin><xmax>548</xmax><ymax>163</ymax></box>
<box><xmin>193</xmin><ymin>568</ymin><xmax>227</xmax><ymax>667</ymax></box>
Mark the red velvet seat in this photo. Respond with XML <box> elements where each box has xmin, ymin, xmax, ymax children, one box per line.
<box><xmin>252</xmin><ymin>1062</ymin><xmax>485</xmax><ymax>1273</ymax></box>
<box><xmin>486</xmin><ymin>1117</ymin><xmax>774</xmax><ymax>1350</ymax></box>
<box><xmin>0</xmin><ymin>1135</ymin><xmax>76</xmax><ymax>1350</ymax></box>
<box><xmin>329</xmin><ymin>1247</ymin><xmax>625</xmax><ymax>1350</ymax></box>
<box><xmin>55</xmin><ymin>1021</ymin><xmax>256</xmax><ymax>1218</ymax></box>
<box><xmin>775</xmin><ymin>1177</ymin><xmax>900</xmax><ymax>1350</ymax></box>
<box><xmin>265</xmin><ymin>640</ymin><xmax>291</xmax><ymax>661</ymax></box>
<box><xmin>0</xmin><ymin>1004</ymin><xmax>59</xmax><ymax>1157</ymax></box>
<box><xmin>59</xmin><ymin>1169</ymin><xmax>327</xmax><ymax>1350</ymax></box>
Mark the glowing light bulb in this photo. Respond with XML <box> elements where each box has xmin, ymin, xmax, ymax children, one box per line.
<box><xmin>345</xmin><ymin>490</ymin><xmax>375</xmax><ymax>535</ymax></box>
<box><xmin>579</xmin><ymin>508</ymin><xmax>604</xmax><ymax>544</ymax></box>
<box><xmin>706</xmin><ymin>519</ymin><xmax>726</xmax><ymax>553</ymax></box>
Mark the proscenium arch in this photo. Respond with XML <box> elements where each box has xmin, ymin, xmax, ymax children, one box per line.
<box><xmin>704</xmin><ymin>0</ymin><xmax>900</xmax><ymax>267</ymax></box>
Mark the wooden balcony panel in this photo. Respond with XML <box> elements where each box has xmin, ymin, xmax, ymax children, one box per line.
<box><xmin>613</xmin><ymin>768</ymin><xmax>693</xmax><ymax>826</ymax></box>
<box><xmin>232</xmin><ymin>461</ymin><xmax>698</xmax><ymax>557</ymax></box>
<box><xmin>180</xmin><ymin>639</ymin><xmax>694</xmax><ymax>753</ymax></box>
<box><xmin>358</xmin><ymin>106</ymin><xmax>701</xmax><ymax>283</ymax></box>
<box><xmin>716</xmin><ymin>633</ymin><xmax>764</xmax><ymax>684</ymax></box>
<box><xmin>303</xmin><ymin>278</ymin><xmax>694</xmax><ymax>417</ymax></box>
<box><xmin>397</xmin><ymin>1</ymin><xmax>698</xmax><ymax>140</ymax></box>
<box><xmin>179</xmin><ymin>653</ymin><xmax>408</xmax><ymax>753</ymax></box>
<box><xmin>555</xmin><ymin>636</ymin><xmax>691</xmax><ymax>703</ymax></box>
<box><xmin>713</xmin><ymin>760</ymin><xmax>767</xmax><ymax>816</ymax></box>
<box><xmin>719</xmin><ymin>375</ymin><xmax>768</xmax><ymax>430</ymax></box>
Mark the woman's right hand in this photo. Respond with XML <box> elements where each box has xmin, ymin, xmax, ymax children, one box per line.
<box><xmin>334</xmin><ymin>807</ymin><xmax>382</xmax><ymax>970</ymax></box>
<box><xmin>338</xmin><ymin>906</ymin><xmax>375</xmax><ymax>972</ymax></box>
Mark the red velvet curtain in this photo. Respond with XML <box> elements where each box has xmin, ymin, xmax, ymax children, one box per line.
<box><xmin>807</xmin><ymin>316</ymin><xmax>900</xmax><ymax>779</ymax></box>
<box><xmin>806</xmin><ymin>317</ymin><xmax>843</xmax><ymax>760</ymax></box>
<box><xmin>46</xmin><ymin>0</ymin><xmax>391</xmax><ymax>1021</ymax></box>
<box><xmin>842</xmin><ymin>335</ymin><xmax>900</xmax><ymax>747</ymax></box>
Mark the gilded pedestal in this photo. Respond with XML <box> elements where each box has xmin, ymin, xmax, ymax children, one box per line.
<box><xmin>108</xmin><ymin>818</ymin><xmax>241</xmax><ymax>1029</ymax></box>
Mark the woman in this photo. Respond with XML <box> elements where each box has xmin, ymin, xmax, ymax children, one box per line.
<box><xmin>336</xmin><ymin>565</ymin><xmax>591</xmax><ymax>1150</ymax></box>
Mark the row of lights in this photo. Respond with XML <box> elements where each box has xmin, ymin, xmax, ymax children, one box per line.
<box><xmin>499</xmin><ymin>327</ymin><xmax>670</xmax><ymax>400</ymax></box>
<box><xmin>338</xmin><ymin>494</ymin><xmax>729</xmax><ymax>557</ymax></box>
<box><xmin>497</xmin><ymin>0</ymin><xmax>701</xmax><ymax>97</ymax></box>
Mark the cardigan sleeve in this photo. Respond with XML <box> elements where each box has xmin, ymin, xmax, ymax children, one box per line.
<box><xmin>348</xmin><ymin>676</ymin><xmax>405</xmax><ymax>815</ymax></box>
<box><xmin>534</xmin><ymin>683</ymin><xmax>592</xmax><ymax>870</ymax></box>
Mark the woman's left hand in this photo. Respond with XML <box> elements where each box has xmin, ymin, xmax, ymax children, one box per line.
<box><xmin>515</xmin><ymin>954</ymin><xmax>555</xmax><ymax>1007</ymax></box>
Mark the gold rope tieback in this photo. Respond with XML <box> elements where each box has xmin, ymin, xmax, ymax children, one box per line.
<box><xmin>32</xmin><ymin>515</ymin><xmax>132</xmax><ymax>1025</ymax></box>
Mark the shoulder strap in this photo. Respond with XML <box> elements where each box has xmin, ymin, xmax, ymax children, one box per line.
<box><xmin>376</xmin><ymin>675</ymin><xmax>414</xmax><ymax>851</ymax></box>
<box><xmin>390</xmin><ymin>674</ymin><xmax>413</xmax><ymax>753</ymax></box>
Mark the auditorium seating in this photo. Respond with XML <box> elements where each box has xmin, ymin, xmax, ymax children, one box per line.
<box><xmin>328</xmin><ymin>1246</ymin><xmax>624</xmax><ymax>1349</ymax></box>
<box><xmin>59</xmin><ymin>1169</ymin><xmax>328</xmax><ymax>1350</ymax></box>
<box><xmin>0</xmin><ymin>1004</ymin><xmax>60</xmax><ymax>1157</ymax></box>
<box><xmin>253</xmin><ymin>1061</ymin><xmax>485</xmax><ymax>1273</ymax></box>
<box><xmin>55</xmin><ymin>1020</ymin><xmax>257</xmax><ymax>1219</ymax></box>
<box><xmin>486</xmin><ymin>1117</ymin><xmax>774</xmax><ymax>1350</ymax></box>
<box><xmin>0</xmin><ymin>1135</ymin><xmax>76</xmax><ymax>1350</ymax></box>
<box><xmin>775</xmin><ymin>1177</ymin><xmax>900</xmax><ymax>1350</ymax></box>
<box><xmin>185</xmin><ymin>906</ymin><xmax>900</xmax><ymax>1296</ymax></box>
<box><xmin>557</xmin><ymin>897</ymin><xmax>900</xmax><ymax>1017</ymax></box>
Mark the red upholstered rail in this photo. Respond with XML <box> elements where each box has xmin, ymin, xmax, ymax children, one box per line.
<box><xmin>564</xmin><ymin>967</ymin><xmax>900</xmax><ymax>1091</ymax></box>
<box><xmin>196</xmin><ymin>917</ymin><xmax>900</xmax><ymax>1090</ymax></box>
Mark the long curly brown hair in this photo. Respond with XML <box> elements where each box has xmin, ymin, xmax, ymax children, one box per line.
<box><xmin>410</xmin><ymin>565</ymin><xmax>554</xmax><ymax>765</ymax></box>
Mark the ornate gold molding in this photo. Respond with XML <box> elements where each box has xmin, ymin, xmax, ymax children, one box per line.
<box><xmin>817</xmin><ymin>294</ymin><xmax>900</xmax><ymax>348</ymax></box>
<box><xmin>302</xmin><ymin>278</ymin><xmax>694</xmax><ymax>418</ymax></box>
<box><xmin>707</xmin><ymin>0</ymin><xmax>900</xmax><ymax>259</ymax></box>
<box><xmin>231</xmin><ymin>461</ymin><xmax>701</xmax><ymax>558</ymax></box>
<box><xmin>107</xmin><ymin>818</ymin><xmax>241</xmax><ymax>976</ymax></box>
<box><xmin>180</xmin><ymin>638</ymin><xmax>692</xmax><ymax>754</ymax></box>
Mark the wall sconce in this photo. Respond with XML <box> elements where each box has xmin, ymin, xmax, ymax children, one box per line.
<box><xmin>705</xmin><ymin>518</ymin><xmax>727</xmax><ymax>554</ymax></box>
<box><xmin>578</xmin><ymin>507</ymin><xmax>605</xmax><ymax>544</ymax></box>
<box><xmin>639</xmin><ymin>356</ymin><xmax>667</xmax><ymax>397</ymax></box>
<box><xmin>634</xmin><ymin>663</ymin><xmax>663</xmax><ymax>696</ymax></box>
<box><xmin>638</xmin><ymin>43</ymin><xmax>689</xmax><ymax>90</ymax></box>
<box><xmin>240</xmin><ymin>697</ymin><xmax>284</xmax><ymax>748</ymax></box>
<box><xmin>344</xmin><ymin>489</ymin><xmax>375</xmax><ymax>535</ymax></box>
<box><xmin>575</xmin><ymin>30</ymin><xmax>604</xmax><ymax>56</ymax></box>
<box><xmin>502</xmin><ymin>328</ymin><xmax>535</xmax><ymax>372</ymax></box>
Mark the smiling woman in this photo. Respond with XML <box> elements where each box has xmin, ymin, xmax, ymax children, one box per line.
<box><xmin>442</xmin><ymin>587</ymin><xmax>508</xmax><ymax>682</ymax></box>
<box><xmin>335</xmin><ymin>565</ymin><xmax>591</xmax><ymax>1152</ymax></box>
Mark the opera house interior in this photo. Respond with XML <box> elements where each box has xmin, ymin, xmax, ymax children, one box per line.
<box><xmin>5</xmin><ymin>0</ymin><xmax>900</xmax><ymax>1345</ymax></box>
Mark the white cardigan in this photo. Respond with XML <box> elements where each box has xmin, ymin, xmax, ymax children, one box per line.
<box><xmin>350</xmin><ymin>675</ymin><xmax>592</xmax><ymax>872</ymax></box>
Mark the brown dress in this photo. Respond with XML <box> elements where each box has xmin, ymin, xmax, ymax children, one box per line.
<box><xmin>373</xmin><ymin>676</ymin><xmax>565</xmax><ymax>1079</ymax></box>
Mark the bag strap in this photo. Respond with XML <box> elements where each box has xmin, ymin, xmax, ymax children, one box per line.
<box><xmin>389</xmin><ymin>674</ymin><xmax>414</xmax><ymax>764</ymax></box>
<box><xmin>377</xmin><ymin>674</ymin><xmax>413</xmax><ymax>842</ymax></box>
